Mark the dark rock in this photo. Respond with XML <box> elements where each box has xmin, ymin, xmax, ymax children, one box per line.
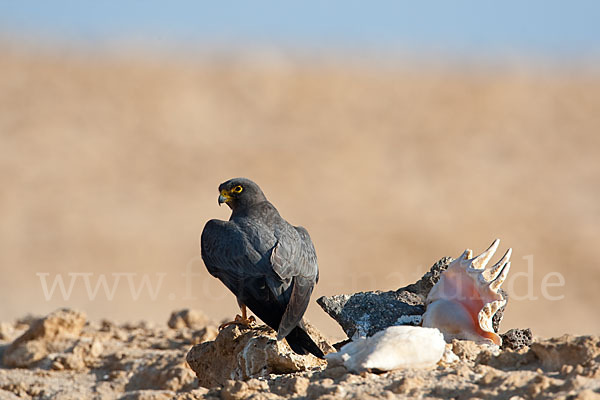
<box><xmin>401</xmin><ymin>257</ymin><xmax>452</xmax><ymax>298</ymax></box>
<box><xmin>317</xmin><ymin>257</ymin><xmax>508</xmax><ymax>339</ymax></box>
<box><xmin>317</xmin><ymin>290</ymin><xmax>425</xmax><ymax>338</ymax></box>
<box><xmin>317</xmin><ymin>258</ymin><xmax>451</xmax><ymax>338</ymax></box>
<box><xmin>501</xmin><ymin>328</ymin><xmax>533</xmax><ymax>351</ymax></box>
<box><xmin>333</xmin><ymin>339</ymin><xmax>352</xmax><ymax>351</ymax></box>
<box><xmin>492</xmin><ymin>288</ymin><xmax>508</xmax><ymax>334</ymax></box>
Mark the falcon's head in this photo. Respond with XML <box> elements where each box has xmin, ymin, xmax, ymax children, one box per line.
<box><xmin>218</xmin><ymin>178</ymin><xmax>267</xmax><ymax>210</ymax></box>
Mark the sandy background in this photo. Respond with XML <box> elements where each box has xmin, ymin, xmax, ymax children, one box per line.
<box><xmin>1</xmin><ymin>45</ymin><xmax>598</xmax><ymax>341</ymax></box>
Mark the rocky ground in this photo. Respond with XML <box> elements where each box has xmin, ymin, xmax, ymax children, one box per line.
<box><xmin>0</xmin><ymin>308</ymin><xmax>599</xmax><ymax>400</ymax></box>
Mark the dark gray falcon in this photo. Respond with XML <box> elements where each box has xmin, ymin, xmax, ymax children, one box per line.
<box><xmin>200</xmin><ymin>178</ymin><xmax>324</xmax><ymax>358</ymax></box>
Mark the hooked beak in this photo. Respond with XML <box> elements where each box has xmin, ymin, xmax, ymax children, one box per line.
<box><xmin>218</xmin><ymin>190</ymin><xmax>231</xmax><ymax>206</ymax></box>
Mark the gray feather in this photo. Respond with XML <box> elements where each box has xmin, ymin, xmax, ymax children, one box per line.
<box><xmin>200</xmin><ymin>178</ymin><xmax>319</xmax><ymax>344</ymax></box>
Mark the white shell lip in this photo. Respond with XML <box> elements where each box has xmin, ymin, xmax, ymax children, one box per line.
<box><xmin>422</xmin><ymin>239</ymin><xmax>512</xmax><ymax>346</ymax></box>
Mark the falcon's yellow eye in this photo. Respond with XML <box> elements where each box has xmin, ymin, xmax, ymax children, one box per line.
<box><xmin>232</xmin><ymin>185</ymin><xmax>243</xmax><ymax>194</ymax></box>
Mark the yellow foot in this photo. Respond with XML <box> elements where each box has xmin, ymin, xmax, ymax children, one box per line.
<box><xmin>218</xmin><ymin>315</ymin><xmax>256</xmax><ymax>330</ymax></box>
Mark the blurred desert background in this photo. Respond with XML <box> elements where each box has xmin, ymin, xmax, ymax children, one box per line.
<box><xmin>1</xmin><ymin>2</ymin><xmax>599</xmax><ymax>342</ymax></box>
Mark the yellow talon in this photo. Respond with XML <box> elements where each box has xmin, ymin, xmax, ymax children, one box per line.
<box><xmin>218</xmin><ymin>312</ymin><xmax>256</xmax><ymax>330</ymax></box>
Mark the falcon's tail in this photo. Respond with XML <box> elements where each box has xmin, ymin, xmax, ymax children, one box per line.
<box><xmin>285</xmin><ymin>326</ymin><xmax>325</xmax><ymax>359</ymax></box>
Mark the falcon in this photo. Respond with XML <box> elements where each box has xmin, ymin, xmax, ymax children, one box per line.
<box><xmin>200</xmin><ymin>178</ymin><xmax>324</xmax><ymax>358</ymax></box>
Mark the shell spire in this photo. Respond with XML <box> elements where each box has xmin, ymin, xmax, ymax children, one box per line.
<box><xmin>470</xmin><ymin>239</ymin><xmax>500</xmax><ymax>270</ymax></box>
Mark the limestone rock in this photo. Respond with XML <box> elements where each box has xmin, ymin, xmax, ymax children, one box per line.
<box><xmin>167</xmin><ymin>309</ymin><xmax>212</xmax><ymax>330</ymax></box>
<box><xmin>531</xmin><ymin>335</ymin><xmax>600</xmax><ymax>371</ymax></box>
<box><xmin>573</xmin><ymin>389</ymin><xmax>600</xmax><ymax>400</ymax></box>
<box><xmin>220</xmin><ymin>379</ymin><xmax>271</xmax><ymax>400</ymax></box>
<box><xmin>301</xmin><ymin>320</ymin><xmax>336</xmax><ymax>355</ymax></box>
<box><xmin>124</xmin><ymin>351</ymin><xmax>196</xmax><ymax>392</ymax></box>
<box><xmin>439</xmin><ymin>344</ymin><xmax>460</xmax><ymax>365</ymax></box>
<box><xmin>0</xmin><ymin>322</ymin><xmax>15</xmax><ymax>341</ymax></box>
<box><xmin>51</xmin><ymin>337</ymin><xmax>104</xmax><ymax>371</ymax></box>
<box><xmin>119</xmin><ymin>390</ymin><xmax>177</xmax><ymax>400</ymax></box>
<box><xmin>186</xmin><ymin>323</ymin><xmax>330</xmax><ymax>388</ymax></box>
<box><xmin>166</xmin><ymin>309</ymin><xmax>218</xmax><ymax>346</ymax></box>
<box><xmin>0</xmin><ymin>309</ymin><xmax>599</xmax><ymax>400</ymax></box>
<box><xmin>451</xmin><ymin>339</ymin><xmax>493</xmax><ymax>362</ymax></box>
<box><xmin>3</xmin><ymin>308</ymin><xmax>86</xmax><ymax>368</ymax></box>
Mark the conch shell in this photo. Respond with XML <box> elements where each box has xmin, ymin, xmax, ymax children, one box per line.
<box><xmin>422</xmin><ymin>239</ymin><xmax>511</xmax><ymax>345</ymax></box>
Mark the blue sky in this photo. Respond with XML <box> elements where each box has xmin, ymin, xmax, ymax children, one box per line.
<box><xmin>0</xmin><ymin>1</ymin><xmax>598</xmax><ymax>58</ymax></box>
